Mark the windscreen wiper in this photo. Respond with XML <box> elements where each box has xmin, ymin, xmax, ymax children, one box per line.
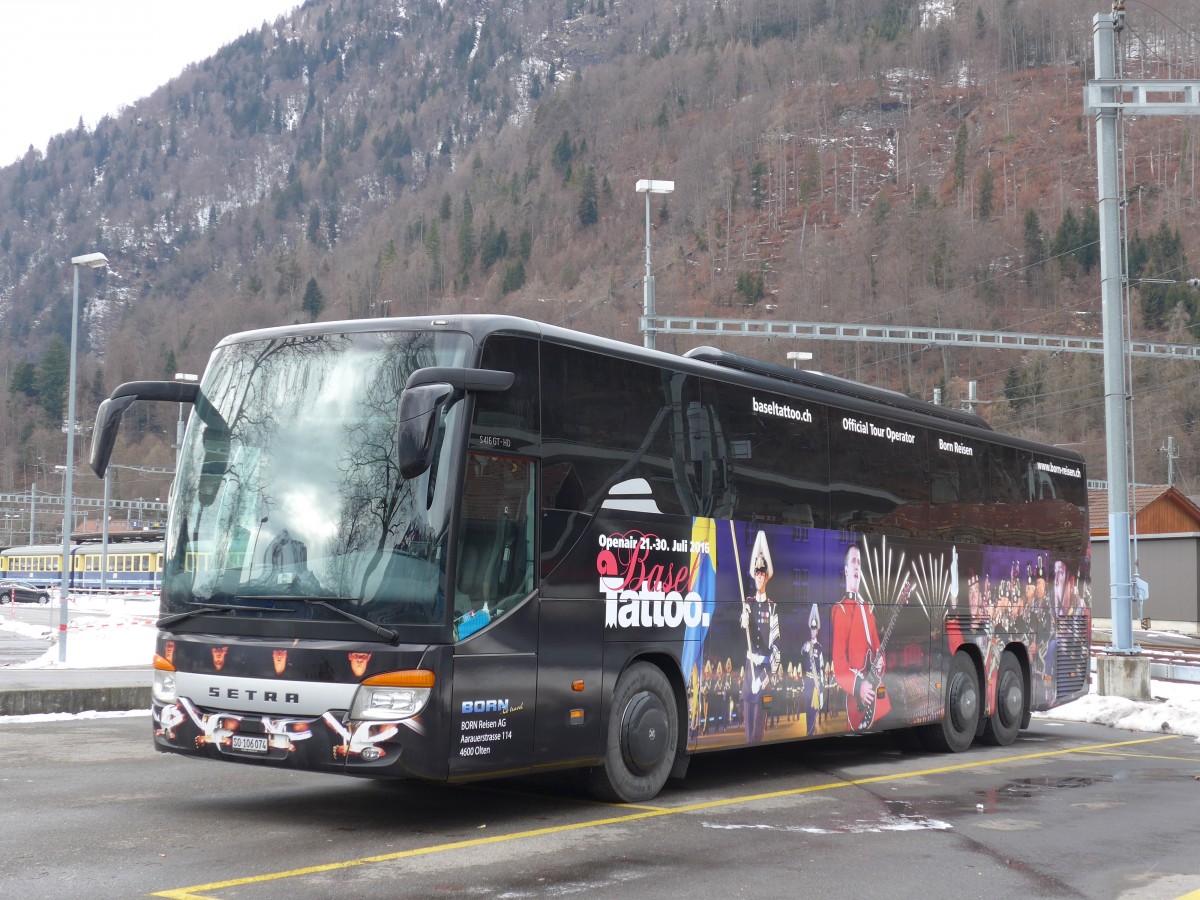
<box><xmin>239</xmin><ymin>595</ymin><xmax>400</xmax><ymax>643</ymax></box>
<box><xmin>157</xmin><ymin>601</ymin><xmax>291</xmax><ymax>629</ymax></box>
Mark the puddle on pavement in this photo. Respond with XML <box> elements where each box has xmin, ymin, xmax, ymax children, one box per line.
<box><xmin>963</xmin><ymin>775</ymin><xmax>1114</xmax><ymax>813</ymax></box>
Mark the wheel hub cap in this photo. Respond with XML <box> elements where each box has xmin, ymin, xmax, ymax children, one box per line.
<box><xmin>622</xmin><ymin>691</ymin><xmax>669</xmax><ymax>775</ymax></box>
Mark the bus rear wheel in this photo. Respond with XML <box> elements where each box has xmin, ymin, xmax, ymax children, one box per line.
<box><xmin>919</xmin><ymin>651</ymin><xmax>979</xmax><ymax>753</ymax></box>
<box><xmin>981</xmin><ymin>651</ymin><xmax>1025</xmax><ymax>746</ymax></box>
<box><xmin>588</xmin><ymin>662</ymin><xmax>677</xmax><ymax>803</ymax></box>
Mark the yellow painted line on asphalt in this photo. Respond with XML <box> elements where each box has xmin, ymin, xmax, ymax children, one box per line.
<box><xmin>1079</xmin><ymin>748</ymin><xmax>1200</xmax><ymax>762</ymax></box>
<box><xmin>150</xmin><ymin>734</ymin><xmax>1180</xmax><ymax>899</ymax></box>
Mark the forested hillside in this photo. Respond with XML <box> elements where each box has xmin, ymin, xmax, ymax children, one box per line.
<box><xmin>2</xmin><ymin>0</ymin><xmax>1199</xmax><ymax>520</ymax></box>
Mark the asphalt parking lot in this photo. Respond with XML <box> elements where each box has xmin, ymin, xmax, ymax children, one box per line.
<box><xmin>1</xmin><ymin>714</ymin><xmax>1197</xmax><ymax>900</ymax></box>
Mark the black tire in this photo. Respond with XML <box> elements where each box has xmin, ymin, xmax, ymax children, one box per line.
<box><xmin>919</xmin><ymin>651</ymin><xmax>980</xmax><ymax>753</ymax></box>
<box><xmin>588</xmin><ymin>662</ymin><xmax>678</xmax><ymax>803</ymax></box>
<box><xmin>981</xmin><ymin>650</ymin><xmax>1025</xmax><ymax>746</ymax></box>
<box><xmin>37</xmin><ymin>594</ymin><xmax>50</xmax><ymax>605</ymax></box>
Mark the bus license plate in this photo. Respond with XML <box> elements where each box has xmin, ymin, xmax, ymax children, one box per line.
<box><xmin>231</xmin><ymin>735</ymin><xmax>268</xmax><ymax>754</ymax></box>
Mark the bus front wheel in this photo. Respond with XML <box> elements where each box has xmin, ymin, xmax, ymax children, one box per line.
<box><xmin>588</xmin><ymin>662</ymin><xmax>678</xmax><ymax>803</ymax></box>
<box><xmin>919</xmin><ymin>651</ymin><xmax>979</xmax><ymax>753</ymax></box>
<box><xmin>981</xmin><ymin>650</ymin><xmax>1025</xmax><ymax>746</ymax></box>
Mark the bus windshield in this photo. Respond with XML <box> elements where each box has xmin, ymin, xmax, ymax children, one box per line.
<box><xmin>162</xmin><ymin>328</ymin><xmax>473</xmax><ymax>634</ymax></box>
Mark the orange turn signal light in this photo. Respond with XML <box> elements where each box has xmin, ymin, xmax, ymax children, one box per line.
<box><xmin>153</xmin><ymin>653</ymin><xmax>176</xmax><ymax>672</ymax></box>
<box><xmin>362</xmin><ymin>669</ymin><xmax>435</xmax><ymax>688</ymax></box>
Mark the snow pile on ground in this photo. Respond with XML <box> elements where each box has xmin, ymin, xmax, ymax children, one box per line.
<box><xmin>10</xmin><ymin>618</ymin><xmax>157</xmax><ymax>669</ymax></box>
<box><xmin>0</xmin><ymin>615</ymin><xmax>55</xmax><ymax>642</ymax></box>
<box><xmin>1</xmin><ymin>597</ymin><xmax>157</xmax><ymax>669</ymax></box>
<box><xmin>1033</xmin><ymin>679</ymin><xmax>1200</xmax><ymax>741</ymax></box>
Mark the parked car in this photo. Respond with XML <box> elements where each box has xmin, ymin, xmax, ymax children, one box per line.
<box><xmin>0</xmin><ymin>580</ymin><xmax>51</xmax><ymax>604</ymax></box>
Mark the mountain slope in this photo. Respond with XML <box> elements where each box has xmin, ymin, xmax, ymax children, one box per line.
<box><xmin>1</xmin><ymin>0</ymin><xmax>1199</xmax><ymax>504</ymax></box>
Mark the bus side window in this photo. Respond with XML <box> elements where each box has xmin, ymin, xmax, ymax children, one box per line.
<box><xmin>454</xmin><ymin>453</ymin><xmax>535</xmax><ymax>641</ymax></box>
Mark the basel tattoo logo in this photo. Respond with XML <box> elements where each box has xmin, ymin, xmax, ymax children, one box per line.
<box><xmin>596</xmin><ymin>531</ymin><xmax>710</xmax><ymax>629</ymax></box>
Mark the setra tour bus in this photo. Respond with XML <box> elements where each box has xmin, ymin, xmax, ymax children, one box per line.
<box><xmin>90</xmin><ymin>315</ymin><xmax>1090</xmax><ymax>802</ymax></box>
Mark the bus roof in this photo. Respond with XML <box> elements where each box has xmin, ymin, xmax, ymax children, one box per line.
<box><xmin>682</xmin><ymin>345</ymin><xmax>991</xmax><ymax>431</ymax></box>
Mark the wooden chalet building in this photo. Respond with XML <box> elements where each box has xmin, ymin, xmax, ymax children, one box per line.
<box><xmin>1088</xmin><ymin>485</ymin><xmax>1200</xmax><ymax>635</ymax></box>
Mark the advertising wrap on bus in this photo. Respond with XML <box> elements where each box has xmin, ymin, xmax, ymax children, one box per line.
<box><xmin>90</xmin><ymin>315</ymin><xmax>1091</xmax><ymax>803</ymax></box>
<box><xmin>546</xmin><ymin>511</ymin><xmax>1088</xmax><ymax>748</ymax></box>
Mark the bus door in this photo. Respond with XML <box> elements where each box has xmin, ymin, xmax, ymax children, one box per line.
<box><xmin>449</xmin><ymin>452</ymin><xmax>539</xmax><ymax>776</ymax></box>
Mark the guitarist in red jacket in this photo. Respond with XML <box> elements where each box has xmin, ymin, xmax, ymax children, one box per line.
<box><xmin>831</xmin><ymin>543</ymin><xmax>892</xmax><ymax>731</ymax></box>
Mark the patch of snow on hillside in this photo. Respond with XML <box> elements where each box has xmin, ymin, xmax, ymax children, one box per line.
<box><xmin>921</xmin><ymin>0</ymin><xmax>953</xmax><ymax>30</ymax></box>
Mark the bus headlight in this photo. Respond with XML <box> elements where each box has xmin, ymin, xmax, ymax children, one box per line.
<box><xmin>350</xmin><ymin>669</ymin><xmax>434</xmax><ymax>721</ymax></box>
<box><xmin>152</xmin><ymin>653</ymin><xmax>177</xmax><ymax>703</ymax></box>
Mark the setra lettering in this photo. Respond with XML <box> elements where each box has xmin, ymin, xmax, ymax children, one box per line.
<box><xmin>207</xmin><ymin>686</ymin><xmax>298</xmax><ymax>704</ymax></box>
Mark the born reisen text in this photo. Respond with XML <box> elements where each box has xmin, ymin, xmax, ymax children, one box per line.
<box><xmin>938</xmin><ymin>437</ymin><xmax>974</xmax><ymax>456</ymax></box>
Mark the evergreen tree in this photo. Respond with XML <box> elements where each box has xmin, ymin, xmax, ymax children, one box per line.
<box><xmin>1130</xmin><ymin>223</ymin><xmax>1189</xmax><ymax>330</ymax></box>
<box><xmin>736</xmin><ymin>271</ymin><xmax>765</xmax><ymax>304</ymax></box>
<box><xmin>425</xmin><ymin>220</ymin><xmax>443</xmax><ymax>292</ymax></box>
<box><xmin>457</xmin><ymin>196</ymin><xmax>476</xmax><ymax>272</ymax></box>
<box><xmin>8</xmin><ymin>361</ymin><xmax>37</xmax><ymax>399</ymax></box>
<box><xmin>1051</xmin><ymin>208</ymin><xmax>1081</xmax><ymax>278</ymax></box>
<box><xmin>89</xmin><ymin>369</ymin><xmax>106</xmax><ymax>407</ymax></box>
<box><xmin>552</xmin><ymin>130</ymin><xmax>573</xmax><ymax>174</ymax></box>
<box><xmin>1003</xmin><ymin>366</ymin><xmax>1025</xmax><ymax>410</ymax></box>
<box><xmin>977</xmin><ymin>166</ymin><xmax>995</xmax><ymax>219</ymax></box>
<box><xmin>501</xmin><ymin>259</ymin><xmax>525</xmax><ymax>294</ymax></box>
<box><xmin>750</xmin><ymin>160</ymin><xmax>767</xmax><ymax>209</ymax></box>
<box><xmin>307</xmin><ymin>203</ymin><xmax>322</xmax><ymax>245</ymax></box>
<box><xmin>302</xmin><ymin>277</ymin><xmax>325</xmax><ymax>320</ymax></box>
<box><xmin>35</xmin><ymin>337</ymin><xmax>70</xmax><ymax>424</ymax></box>
<box><xmin>480</xmin><ymin>217</ymin><xmax>508</xmax><ymax>269</ymax></box>
<box><xmin>578</xmin><ymin>167</ymin><xmax>599</xmax><ymax>226</ymax></box>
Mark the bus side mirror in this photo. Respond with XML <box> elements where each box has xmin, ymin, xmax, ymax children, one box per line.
<box><xmin>397</xmin><ymin>383</ymin><xmax>455</xmax><ymax>479</ymax></box>
<box><xmin>91</xmin><ymin>395</ymin><xmax>138</xmax><ymax>477</ymax></box>
<box><xmin>89</xmin><ymin>380</ymin><xmax>201</xmax><ymax>478</ymax></box>
<box><xmin>396</xmin><ymin>367</ymin><xmax>515</xmax><ymax>479</ymax></box>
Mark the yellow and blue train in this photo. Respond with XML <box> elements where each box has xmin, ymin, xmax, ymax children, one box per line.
<box><xmin>0</xmin><ymin>535</ymin><xmax>164</xmax><ymax>593</ymax></box>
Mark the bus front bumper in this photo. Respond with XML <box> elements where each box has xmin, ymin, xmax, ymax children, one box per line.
<box><xmin>152</xmin><ymin>698</ymin><xmax>421</xmax><ymax>776</ymax></box>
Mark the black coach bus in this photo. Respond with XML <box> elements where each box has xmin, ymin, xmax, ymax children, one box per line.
<box><xmin>90</xmin><ymin>315</ymin><xmax>1090</xmax><ymax>802</ymax></box>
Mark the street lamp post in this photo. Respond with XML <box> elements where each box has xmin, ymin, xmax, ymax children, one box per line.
<box><xmin>635</xmin><ymin>179</ymin><xmax>674</xmax><ymax>351</ymax></box>
<box><xmin>59</xmin><ymin>251</ymin><xmax>107</xmax><ymax>663</ymax></box>
<box><xmin>101</xmin><ymin>469</ymin><xmax>111</xmax><ymax>592</ymax></box>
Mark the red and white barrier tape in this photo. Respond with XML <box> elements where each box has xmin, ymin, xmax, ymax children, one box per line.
<box><xmin>66</xmin><ymin>617</ymin><xmax>156</xmax><ymax>631</ymax></box>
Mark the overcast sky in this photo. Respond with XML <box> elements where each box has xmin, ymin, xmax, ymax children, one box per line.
<box><xmin>0</xmin><ymin>1</ymin><xmax>301</xmax><ymax>166</ymax></box>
